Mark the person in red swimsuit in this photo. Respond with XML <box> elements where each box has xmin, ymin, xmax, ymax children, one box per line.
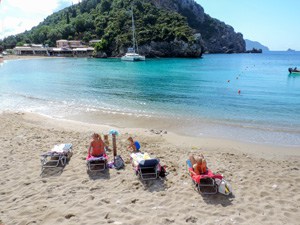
<box><xmin>88</xmin><ymin>133</ymin><xmax>105</xmax><ymax>157</ymax></box>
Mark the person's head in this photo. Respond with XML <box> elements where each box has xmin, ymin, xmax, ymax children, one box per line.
<box><xmin>127</xmin><ymin>137</ymin><xmax>134</xmax><ymax>143</ymax></box>
<box><xmin>104</xmin><ymin>134</ymin><xmax>108</xmax><ymax>140</ymax></box>
<box><xmin>92</xmin><ymin>133</ymin><xmax>99</xmax><ymax>140</ymax></box>
<box><xmin>195</xmin><ymin>156</ymin><xmax>203</xmax><ymax>165</ymax></box>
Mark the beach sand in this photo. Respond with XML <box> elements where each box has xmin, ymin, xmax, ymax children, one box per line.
<box><xmin>2</xmin><ymin>55</ymin><xmax>53</xmax><ymax>61</ymax></box>
<box><xmin>0</xmin><ymin>112</ymin><xmax>299</xmax><ymax>225</ymax></box>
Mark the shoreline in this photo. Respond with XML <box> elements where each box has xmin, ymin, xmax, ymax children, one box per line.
<box><xmin>2</xmin><ymin>54</ymin><xmax>120</xmax><ymax>61</ymax></box>
<box><xmin>31</xmin><ymin>108</ymin><xmax>300</xmax><ymax>148</ymax></box>
<box><xmin>1</xmin><ymin>102</ymin><xmax>300</xmax><ymax>148</ymax></box>
<box><xmin>16</xmin><ymin>111</ymin><xmax>300</xmax><ymax>158</ymax></box>
<box><xmin>2</xmin><ymin>54</ymin><xmax>55</xmax><ymax>61</ymax></box>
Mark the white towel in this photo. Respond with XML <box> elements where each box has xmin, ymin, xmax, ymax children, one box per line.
<box><xmin>51</xmin><ymin>143</ymin><xmax>72</xmax><ymax>153</ymax></box>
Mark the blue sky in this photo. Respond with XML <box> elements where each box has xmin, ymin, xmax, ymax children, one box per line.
<box><xmin>0</xmin><ymin>0</ymin><xmax>299</xmax><ymax>50</ymax></box>
<box><xmin>198</xmin><ymin>0</ymin><xmax>300</xmax><ymax>50</ymax></box>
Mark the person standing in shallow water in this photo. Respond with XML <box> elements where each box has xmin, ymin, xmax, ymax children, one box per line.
<box><xmin>127</xmin><ymin>137</ymin><xmax>140</xmax><ymax>152</ymax></box>
<box><xmin>88</xmin><ymin>133</ymin><xmax>105</xmax><ymax>157</ymax></box>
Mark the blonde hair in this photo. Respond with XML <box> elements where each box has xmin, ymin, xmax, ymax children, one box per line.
<box><xmin>195</xmin><ymin>157</ymin><xmax>203</xmax><ymax>164</ymax></box>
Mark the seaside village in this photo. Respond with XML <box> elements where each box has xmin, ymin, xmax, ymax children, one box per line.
<box><xmin>12</xmin><ymin>39</ymin><xmax>99</xmax><ymax>57</ymax></box>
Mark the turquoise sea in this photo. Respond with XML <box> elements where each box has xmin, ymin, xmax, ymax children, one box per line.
<box><xmin>0</xmin><ymin>52</ymin><xmax>300</xmax><ymax>146</ymax></box>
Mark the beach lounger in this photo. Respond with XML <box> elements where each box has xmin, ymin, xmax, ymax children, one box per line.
<box><xmin>186</xmin><ymin>159</ymin><xmax>222</xmax><ymax>194</ymax></box>
<box><xmin>86</xmin><ymin>155</ymin><xmax>108</xmax><ymax>172</ymax></box>
<box><xmin>130</xmin><ymin>152</ymin><xmax>161</xmax><ymax>180</ymax></box>
<box><xmin>40</xmin><ymin>143</ymin><xmax>72</xmax><ymax>171</ymax></box>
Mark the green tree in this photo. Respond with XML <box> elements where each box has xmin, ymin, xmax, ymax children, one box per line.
<box><xmin>94</xmin><ymin>39</ymin><xmax>108</xmax><ymax>51</ymax></box>
<box><xmin>66</xmin><ymin>11</ymin><xmax>70</xmax><ymax>24</ymax></box>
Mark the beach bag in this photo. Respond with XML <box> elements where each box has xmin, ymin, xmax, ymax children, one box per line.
<box><xmin>159</xmin><ymin>165</ymin><xmax>167</xmax><ymax>177</ymax></box>
<box><xmin>114</xmin><ymin>155</ymin><xmax>125</xmax><ymax>170</ymax></box>
<box><xmin>216</xmin><ymin>179</ymin><xmax>232</xmax><ymax>195</ymax></box>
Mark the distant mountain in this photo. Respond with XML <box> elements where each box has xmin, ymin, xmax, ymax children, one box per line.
<box><xmin>287</xmin><ymin>48</ymin><xmax>296</xmax><ymax>52</ymax></box>
<box><xmin>245</xmin><ymin>39</ymin><xmax>269</xmax><ymax>52</ymax></box>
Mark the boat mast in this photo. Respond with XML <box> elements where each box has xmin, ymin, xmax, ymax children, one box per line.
<box><xmin>131</xmin><ymin>6</ymin><xmax>139</xmax><ymax>54</ymax></box>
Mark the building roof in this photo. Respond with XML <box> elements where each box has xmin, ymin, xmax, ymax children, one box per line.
<box><xmin>14</xmin><ymin>47</ymin><xmax>47</xmax><ymax>51</ymax></box>
<box><xmin>73</xmin><ymin>47</ymin><xmax>94</xmax><ymax>51</ymax></box>
<box><xmin>52</xmin><ymin>48</ymin><xmax>72</xmax><ymax>52</ymax></box>
<box><xmin>89</xmin><ymin>40</ymin><xmax>101</xmax><ymax>43</ymax></box>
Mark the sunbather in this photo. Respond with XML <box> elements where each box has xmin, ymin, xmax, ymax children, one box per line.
<box><xmin>127</xmin><ymin>137</ymin><xmax>140</xmax><ymax>152</ymax></box>
<box><xmin>189</xmin><ymin>154</ymin><xmax>207</xmax><ymax>175</ymax></box>
<box><xmin>88</xmin><ymin>133</ymin><xmax>105</xmax><ymax>157</ymax></box>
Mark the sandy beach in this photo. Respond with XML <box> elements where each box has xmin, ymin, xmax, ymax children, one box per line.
<box><xmin>0</xmin><ymin>112</ymin><xmax>299</xmax><ymax>225</ymax></box>
<box><xmin>1</xmin><ymin>55</ymin><xmax>54</xmax><ymax>61</ymax></box>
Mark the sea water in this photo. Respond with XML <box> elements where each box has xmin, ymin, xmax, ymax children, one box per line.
<box><xmin>0</xmin><ymin>52</ymin><xmax>300</xmax><ymax>146</ymax></box>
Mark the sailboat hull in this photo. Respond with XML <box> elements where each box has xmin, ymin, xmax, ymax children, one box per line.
<box><xmin>121</xmin><ymin>54</ymin><xmax>145</xmax><ymax>61</ymax></box>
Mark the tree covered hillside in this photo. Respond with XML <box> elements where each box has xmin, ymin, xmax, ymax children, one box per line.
<box><xmin>0</xmin><ymin>0</ymin><xmax>198</xmax><ymax>57</ymax></box>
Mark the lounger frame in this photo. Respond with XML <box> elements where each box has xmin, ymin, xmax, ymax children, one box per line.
<box><xmin>40</xmin><ymin>150</ymin><xmax>72</xmax><ymax>172</ymax></box>
<box><xmin>137</xmin><ymin>159</ymin><xmax>159</xmax><ymax>180</ymax></box>
<box><xmin>194</xmin><ymin>178</ymin><xmax>218</xmax><ymax>195</ymax></box>
<box><xmin>87</xmin><ymin>158</ymin><xmax>107</xmax><ymax>172</ymax></box>
<box><xmin>186</xmin><ymin>160</ymin><xmax>218</xmax><ymax>195</ymax></box>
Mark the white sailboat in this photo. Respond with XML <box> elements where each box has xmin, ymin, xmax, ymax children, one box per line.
<box><xmin>121</xmin><ymin>8</ymin><xmax>145</xmax><ymax>61</ymax></box>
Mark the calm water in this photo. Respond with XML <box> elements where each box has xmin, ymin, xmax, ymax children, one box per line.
<box><xmin>1</xmin><ymin>52</ymin><xmax>300</xmax><ymax>146</ymax></box>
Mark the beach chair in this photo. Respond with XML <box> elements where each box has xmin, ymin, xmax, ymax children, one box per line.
<box><xmin>40</xmin><ymin>143</ymin><xmax>72</xmax><ymax>172</ymax></box>
<box><xmin>130</xmin><ymin>152</ymin><xmax>160</xmax><ymax>180</ymax></box>
<box><xmin>186</xmin><ymin>159</ymin><xmax>221</xmax><ymax>194</ymax></box>
<box><xmin>86</xmin><ymin>155</ymin><xmax>108</xmax><ymax>172</ymax></box>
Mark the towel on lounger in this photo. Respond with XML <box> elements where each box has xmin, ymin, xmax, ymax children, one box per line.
<box><xmin>86</xmin><ymin>155</ymin><xmax>108</xmax><ymax>161</ymax></box>
<box><xmin>51</xmin><ymin>143</ymin><xmax>72</xmax><ymax>153</ymax></box>
<box><xmin>130</xmin><ymin>152</ymin><xmax>152</xmax><ymax>167</ymax></box>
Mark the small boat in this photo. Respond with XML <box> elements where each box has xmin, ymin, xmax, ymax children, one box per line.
<box><xmin>121</xmin><ymin>48</ymin><xmax>145</xmax><ymax>61</ymax></box>
<box><xmin>288</xmin><ymin>67</ymin><xmax>300</xmax><ymax>74</ymax></box>
<box><xmin>121</xmin><ymin>8</ymin><xmax>145</xmax><ymax>62</ymax></box>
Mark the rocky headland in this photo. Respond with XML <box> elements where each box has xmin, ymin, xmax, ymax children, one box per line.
<box><xmin>0</xmin><ymin>0</ymin><xmax>246</xmax><ymax>58</ymax></box>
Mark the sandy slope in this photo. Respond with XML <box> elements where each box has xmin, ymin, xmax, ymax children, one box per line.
<box><xmin>0</xmin><ymin>112</ymin><xmax>299</xmax><ymax>225</ymax></box>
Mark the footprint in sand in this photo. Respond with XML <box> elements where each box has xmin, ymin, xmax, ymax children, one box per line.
<box><xmin>65</xmin><ymin>214</ymin><xmax>75</xmax><ymax>219</ymax></box>
<box><xmin>185</xmin><ymin>216</ymin><xmax>197</xmax><ymax>223</ymax></box>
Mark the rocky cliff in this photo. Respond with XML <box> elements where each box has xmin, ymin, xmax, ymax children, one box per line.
<box><xmin>129</xmin><ymin>33</ymin><xmax>203</xmax><ymax>58</ymax></box>
<box><xmin>151</xmin><ymin>0</ymin><xmax>245</xmax><ymax>53</ymax></box>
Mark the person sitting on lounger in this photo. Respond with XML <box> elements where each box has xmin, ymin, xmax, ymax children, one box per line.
<box><xmin>88</xmin><ymin>133</ymin><xmax>105</xmax><ymax>157</ymax></box>
<box><xmin>127</xmin><ymin>137</ymin><xmax>140</xmax><ymax>152</ymax></box>
<box><xmin>189</xmin><ymin>154</ymin><xmax>207</xmax><ymax>175</ymax></box>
